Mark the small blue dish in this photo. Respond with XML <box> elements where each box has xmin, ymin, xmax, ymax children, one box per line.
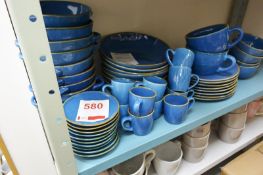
<box><xmin>230</xmin><ymin>46</ymin><xmax>261</xmax><ymax>64</ymax></box>
<box><xmin>40</xmin><ymin>1</ymin><xmax>92</xmax><ymax>27</ymax></box>
<box><xmin>46</xmin><ymin>20</ymin><xmax>93</xmax><ymax>41</ymax></box>
<box><xmin>49</xmin><ymin>32</ymin><xmax>101</xmax><ymax>52</ymax></box>
<box><xmin>237</xmin><ymin>33</ymin><xmax>263</xmax><ymax>56</ymax></box>
<box><xmin>238</xmin><ymin>65</ymin><xmax>260</xmax><ymax>79</ymax></box>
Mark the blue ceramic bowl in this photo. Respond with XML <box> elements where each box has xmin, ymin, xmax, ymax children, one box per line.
<box><xmin>238</xmin><ymin>65</ymin><xmax>259</xmax><ymax>79</ymax></box>
<box><xmin>237</xmin><ymin>33</ymin><xmax>263</xmax><ymax>56</ymax></box>
<box><xmin>230</xmin><ymin>46</ymin><xmax>261</xmax><ymax>64</ymax></box>
<box><xmin>46</xmin><ymin>20</ymin><xmax>93</xmax><ymax>41</ymax></box>
<box><xmin>237</xmin><ymin>59</ymin><xmax>261</xmax><ymax>67</ymax></box>
<box><xmin>55</xmin><ymin>55</ymin><xmax>93</xmax><ymax>76</ymax></box>
<box><xmin>40</xmin><ymin>1</ymin><xmax>92</xmax><ymax>27</ymax></box>
<box><xmin>52</xmin><ymin>44</ymin><xmax>96</xmax><ymax>66</ymax></box>
<box><xmin>63</xmin><ymin>91</ymin><xmax>119</xmax><ymax>126</ymax></box>
<box><xmin>49</xmin><ymin>32</ymin><xmax>101</xmax><ymax>52</ymax></box>
<box><xmin>57</xmin><ymin>64</ymin><xmax>95</xmax><ymax>85</ymax></box>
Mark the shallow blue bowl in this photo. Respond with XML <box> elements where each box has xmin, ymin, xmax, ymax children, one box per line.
<box><xmin>230</xmin><ymin>46</ymin><xmax>261</xmax><ymax>64</ymax></box>
<box><xmin>238</xmin><ymin>65</ymin><xmax>259</xmax><ymax>79</ymax></box>
<box><xmin>41</xmin><ymin>1</ymin><xmax>92</xmax><ymax>27</ymax></box>
<box><xmin>237</xmin><ymin>33</ymin><xmax>263</xmax><ymax>57</ymax></box>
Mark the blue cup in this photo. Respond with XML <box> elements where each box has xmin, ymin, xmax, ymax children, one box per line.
<box><xmin>135</xmin><ymin>76</ymin><xmax>167</xmax><ymax>101</ymax></box>
<box><xmin>102</xmin><ymin>78</ymin><xmax>135</xmax><ymax>105</ymax></box>
<box><xmin>129</xmin><ymin>87</ymin><xmax>156</xmax><ymax>116</ymax></box>
<box><xmin>164</xmin><ymin>94</ymin><xmax>195</xmax><ymax>124</ymax></box>
<box><xmin>153</xmin><ymin>100</ymin><xmax>163</xmax><ymax>120</ymax></box>
<box><xmin>168</xmin><ymin>66</ymin><xmax>199</xmax><ymax>92</ymax></box>
<box><xmin>121</xmin><ymin>110</ymin><xmax>154</xmax><ymax>136</ymax></box>
<box><xmin>193</xmin><ymin>50</ymin><xmax>236</xmax><ymax>75</ymax></box>
<box><xmin>186</xmin><ymin>24</ymin><xmax>244</xmax><ymax>52</ymax></box>
<box><xmin>165</xmin><ymin>48</ymin><xmax>195</xmax><ymax>67</ymax></box>
<box><xmin>166</xmin><ymin>88</ymin><xmax>195</xmax><ymax>98</ymax></box>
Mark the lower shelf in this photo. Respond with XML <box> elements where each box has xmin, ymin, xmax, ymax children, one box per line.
<box><xmin>148</xmin><ymin>116</ymin><xmax>263</xmax><ymax>175</ymax></box>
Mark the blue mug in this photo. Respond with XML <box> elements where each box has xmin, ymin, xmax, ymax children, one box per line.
<box><xmin>168</xmin><ymin>66</ymin><xmax>199</xmax><ymax>92</ymax></box>
<box><xmin>129</xmin><ymin>87</ymin><xmax>156</xmax><ymax>116</ymax></box>
<box><xmin>153</xmin><ymin>99</ymin><xmax>163</xmax><ymax>120</ymax></box>
<box><xmin>166</xmin><ymin>88</ymin><xmax>195</xmax><ymax>98</ymax></box>
<box><xmin>164</xmin><ymin>94</ymin><xmax>195</xmax><ymax>124</ymax></box>
<box><xmin>166</xmin><ymin>48</ymin><xmax>195</xmax><ymax>67</ymax></box>
<box><xmin>193</xmin><ymin>50</ymin><xmax>236</xmax><ymax>75</ymax></box>
<box><xmin>102</xmin><ymin>78</ymin><xmax>135</xmax><ymax>105</ymax></box>
<box><xmin>121</xmin><ymin>110</ymin><xmax>154</xmax><ymax>136</ymax></box>
<box><xmin>186</xmin><ymin>24</ymin><xmax>244</xmax><ymax>52</ymax></box>
<box><xmin>135</xmin><ymin>76</ymin><xmax>167</xmax><ymax>101</ymax></box>
<box><xmin>119</xmin><ymin>104</ymin><xmax>129</xmax><ymax>126</ymax></box>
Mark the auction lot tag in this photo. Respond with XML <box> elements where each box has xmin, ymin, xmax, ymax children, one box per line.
<box><xmin>76</xmin><ymin>100</ymin><xmax>109</xmax><ymax>122</ymax></box>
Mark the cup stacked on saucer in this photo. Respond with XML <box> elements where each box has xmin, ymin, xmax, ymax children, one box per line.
<box><xmin>63</xmin><ymin>91</ymin><xmax>120</xmax><ymax>158</ymax></box>
<box><xmin>186</xmin><ymin>24</ymin><xmax>244</xmax><ymax>101</ymax></box>
<box><xmin>230</xmin><ymin>33</ymin><xmax>263</xmax><ymax>79</ymax></box>
<box><xmin>40</xmin><ymin>1</ymin><xmax>104</xmax><ymax>101</ymax></box>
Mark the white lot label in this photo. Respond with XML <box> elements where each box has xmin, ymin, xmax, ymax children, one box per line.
<box><xmin>111</xmin><ymin>52</ymin><xmax>139</xmax><ymax>65</ymax></box>
<box><xmin>76</xmin><ymin>100</ymin><xmax>109</xmax><ymax>122</ymax></box>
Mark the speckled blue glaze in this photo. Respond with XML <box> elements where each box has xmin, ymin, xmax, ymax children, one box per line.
<box><xmin>165</xmin><ymin>48</ymin><xmax>194</xmax><ymax>67</ymax></box>
<box><xmin>237</xmin><ymin>33</ymin><xmax>263</xmax><ymax>57</ymax></box>
<box><xmin>238</xmin><ymin>65</ymin><xmax>259</xmax><ymax>79</ymax></box>
<box><xmin>230</xmin><ymin>46</ymin><xmax>261</xmax><ymax>64</ymax></box>
<box><xmin>41</xmin><ymin>1</ymin><xmax>92</xmax><ymax>27</ymax></box>
<box><xmin>46</xmin><ymin>20</ymin><xmax>93</xmax><ymax>41</ymax></box>
<box><xmin>166</xmin><ymin>88</ymin><xmax>195</xmax><ymax>98</ymax></box>
<box><xmin>153</xmin><ymin>99</ymin><xmax>163</xmax><ymax>120</ymax></box>
<box><xmin>186</xmin><ymin>24</ymin><xmax>243</xmax><ymax>52</ymax></box>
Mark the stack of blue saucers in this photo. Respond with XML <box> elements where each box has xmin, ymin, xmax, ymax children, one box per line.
<box><xmin>40</xmin><ymin>1</ymin><xmax>104</xmax><ymax>101</ymax></box>
<box><xmin>63</xmin><ymin>91</ymin><xmax>120</xmax><ymax>158</ymax></box>
<box><xmin>99</xmin><ymin>32</ymin><xmax>170</xmax><ymax>82</ymax></box>
<box><xmin>230</xmin><ymin>33</ymin><xmax>263</xmax><ymax>79</ymax></box>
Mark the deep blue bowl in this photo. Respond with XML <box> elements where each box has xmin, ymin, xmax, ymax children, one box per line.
<box><xmin>230</xmin><ymin>46</ymin><xmax>261</xmax><ymax>64</ymax></box>
<box><xmin>46</xmin><ymin>20</ymin><xmax>93</xmax><ymax>41</ymax></box>
<box><xmin>238</xmin><ymin>65</ymin><xmax>259</xmax><ymax>79</ymax></box>
<box><xmin>52</xmin><ymin>44</ymin><xmax>96</xmax><ymax>66</ymax></box>
<box><xmin>55</xmin><ymin>55</ymin><xmax>93</xmax><ymax>76</ymax></box>
<box><xmin>237</xmin><ymin>33</ymin><xmax>263</xmax><ymax>57</ymax></box>
<box><xmin>49</xmin><ymin>32</ymin><xmax>101</xmax><ymax>52</ymax></box>
<box><xmin>41</xmin><ymin>1</ymin><xmax>92</xmax><ymax>27</ymax></box>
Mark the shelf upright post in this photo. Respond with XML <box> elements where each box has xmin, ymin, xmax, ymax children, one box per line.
<box><xmin>4</xmin><ymin>0</ymin><xmax>78</xmax><ymax>175</ymax></box>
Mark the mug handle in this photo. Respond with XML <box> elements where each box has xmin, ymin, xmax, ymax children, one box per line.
<box><xmin>134</xmin><ymin>81</ymin><xmax>144</xmax><ymax>87</ymax></box>
<box><xmin>121</xmin><ymin>116</ymin><xmax>133</xmax><ymax>132</ymax></box>
<box><xmin>217</xmin><ymin>55</ymin><xmax>236</xmax><ymax>74</ymax></box>
<box><xmin>133</xmin><ymin>100</ymin><xmax>142</xmax><ymax>116</ymax></box>
<box><xmin>187</xmin><ymin>90</ymin><xmax>195</xmax><ymax>98</ymax></box>
<box><xmin>188</xmin><ymin>97</ymin><xmax>195</xmax><ymax>110</ymax></box>
<box><xmin>165</xmin><ymin>49</ymin><xmax>175</xmax><ymax>66</ymax></box>
<box><xmin>188</xmin><ymin>74</ymin><xmax>199</xmax><ymax>90</ymax></box>
<box><xmin>92</xmin><ymin>76</ymin><xmax>105</xmax><ymax>91</ymax></box>
<box><xmin>227</xmin><ymin>27</ymin><xmax>244</xmax><ymax>49</ymax></box>
<box><xmin>144</xmin><ymin>150</ymin><xmax>156</xmax><ymax>175</ymax></box>
<box><xmin>102</xmin><ymin>84</ymin><xmax>113</xmax><ymax>93</ymax></box>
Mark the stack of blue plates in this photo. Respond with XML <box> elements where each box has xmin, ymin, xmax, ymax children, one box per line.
<box><xmin>99</xmin><ymin>32</ymin><xmax>169</xmax><ymax>82</ymax></box>
<box><xmin>63</xmin><ymin>91</ymin><xmax>120</xmax><ymax>158</ymax></box>
<box><xmin>40</xmin><ymin>1</ymin><xmax>103</xmax><ymax>101</ymax></box>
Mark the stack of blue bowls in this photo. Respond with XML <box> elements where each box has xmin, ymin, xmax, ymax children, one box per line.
<box><xmin>40</xmin><ymin>1</ymin><xmax>104</xmax><ymax>101</ymax></box>
<box><xmin>230</xmin><ymin>33</ymin><xmax>263</xmax><ymax>79</ymax></box>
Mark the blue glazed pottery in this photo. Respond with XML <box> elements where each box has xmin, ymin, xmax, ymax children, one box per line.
<box><xmin>129</xmin><ymin>87</ymin><xmax>156</xmax><ymax>116</ymax></box>
<box><xmin>46</xmin><ymin>20</ymin><xmax>93</xmax><ymax>41</ymax></box>
<box><xmin>168</xmin><ymin>66</ymin><xmax>199</xmax><ymax>92</ymax></box>
<box><xmin>119</xmin><ymin>104</ymin><xmax>128</xmax><ymax>127</ymax></box>
<box><xmin>193</xmin><ymin>50</ymin><xmax>236</xmax><ymax>75</ymax></box>
<box><xmin>49</xmin><ymin>32</ymin><xmax>101</xmax><ymax>52</ymax></box>
<box><xmin>153</xmin><ymin>99</ymin><xmax>163</xmax><ymax>120</ymax></box>
<box><xmin>237</xmin><ymin>59</ymin><xmax>261</xmax><ymax>67</ymax></box>
<box><xmin>40</xmin><ymin>1</ymin><xmax>92</xmax><ymax>27</ymax></box>
<box><xmin>57</xmin><ymin>64</ymin><xmax>95</xmax><ymax>85</ymax></box>
<box><xmin>164</xmin><ymin>94</ymin><xmax>195</xmax><ymax>124</ymax></box>
<box><xmin>238</xmin><ymin>65</ymin><xmax>259</xmax><ymax>79</ymax></box>
<box><xmin>55</xmin><ymin>55</ymin><xmax>93</xmax><ymax>76</ymax></box>
<box><xmin>186</xmin><ymin>24</ymin><xmax>244</xmax><ymax>52</ymax></box>
<box><xmin>102</xmin><ymin>78</ymin><xmax>135</xmax><ymax>105</ymax></box>
<box><xmin>165</xmin><ymin>48</ymin><xmax>194</xmax><ymax>67</ymax></box>
<box><xmin>237</xmin><ymin>33</ymin><xmax>263</xmax><ymax>56</ymax></box>
<box><xmin>166</xmin><ymin>88</ymin><xmax>195</xmax><ymax>98</ymax></box>
<box><xmin>63</xmin><ymin>91</ymin><xmax>119</xmax><ymax>126</ymax></box>
<box><xmin>52</xmin><ymin>44</ymin><xmax>96</xmax><ymax>66</ymax></box>
<box><xmin>230</xmin><ymin>46</ymin><xmax>261</xmax><ymax>64</ymax></box>
<box><xmin>135</xmin><ymin>76</ymin><xmax>167</xmax><ymax>101</ymax></box>
<box><xmin>100</xmin><ymin>32</ymin><xmax>169</xmax><ymax>69</ymax></box>
<box><xmin>121</xmin><ymin>110</ymin><xmax>153</xmax><ymax>136</ymax></box>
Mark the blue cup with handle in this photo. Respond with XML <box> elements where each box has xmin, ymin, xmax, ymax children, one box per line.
<box><xmin>102</xmin><ymin>78</ymin><xmax>135</xmax><ymax>105</ymax></box>
<box><xmin>121</xmin><ymin>110</ymin><xmax>154</xmax><ymax>136</ymax></box>
<box><xmin>153</xmin><ymin>99</ymin><xmax>163</xmax><ymax>120</ymax></box>
<box><xmin>164</xmin><ymin>94</ymin><xmax>195</xmax><ymax>124</ymax></box>
<box><xmin>186</xmin><ymin>24</ymin><xmax>244</xmax><ymax>53</ymax></box>
<box><xmin>135</xmin><ymin>76</ymin><xmax>167</xmax><ymax>101</ymax></box>
<box><xmin>193</xmin><ymin>50</ymin><xmax>236</xmax><ymax>75</ymax></box>
<box><xmin>168</xmin><ymin>66</ymin><xmax>199</xmax><ymax>92</ymax></box>
<box><xmin>165</xmin><ymin>48</ymin><xmax>195</xmax><ymax>67</ymax></box>
<box><xmin>166</xmin><ymin>87</ymin><xmax>195</xmax><ymax>98</ymax></box>
<box><xmin>129</xmin><ymin>87</ymin><xmax>156</xmax><ymax>116</ymax></box>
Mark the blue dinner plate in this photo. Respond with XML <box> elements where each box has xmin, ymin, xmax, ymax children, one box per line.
<box><xmin>100</xmin><ymin>32</ymin><xmax>169</xmax><ymax>69</ymax></box>
<box><xmin>68</xmin><ymin>125</ymin><xmax>117</xmax><ymax>138</ymax></box>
